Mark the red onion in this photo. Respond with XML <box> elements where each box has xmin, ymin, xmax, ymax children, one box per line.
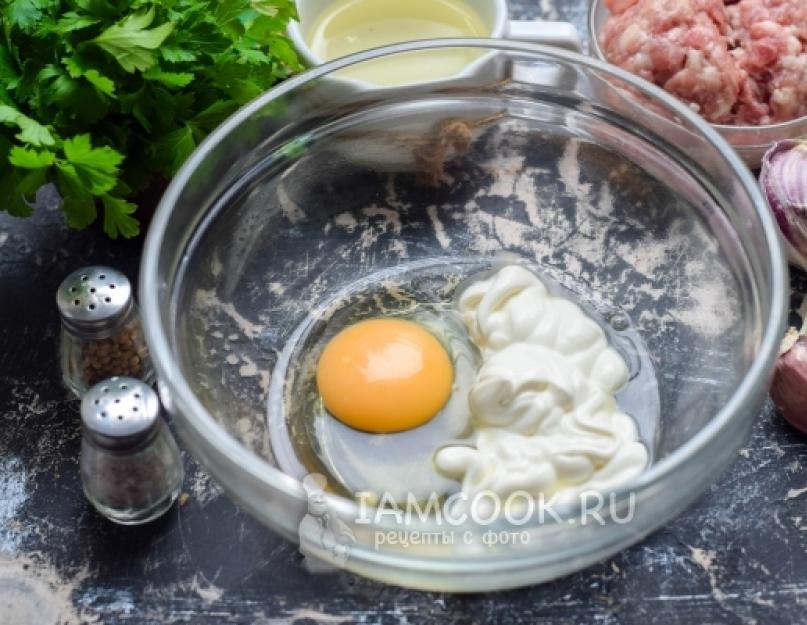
<box><xmin>760</xmin><ymin>140</ymin><xmax>807</xmax><ymax>271</ymax></box>
<box><xmin>771</xmin><ymin>323</ymin><xmax>807</xmax><ymax>433</ymax></box>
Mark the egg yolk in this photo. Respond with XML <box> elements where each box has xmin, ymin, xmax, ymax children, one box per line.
<box><xmin>316</xmin><ymin>318</ymin><xmax>453</xmax><ymax>433</ymax></box>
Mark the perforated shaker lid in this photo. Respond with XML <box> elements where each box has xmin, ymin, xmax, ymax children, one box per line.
<box><xmin>81</xmin><ymin>378</ymin><xmax>161</xmax><ymax>449</ymax></box>
<box><xmin>57</xmin><ymin>266</ymin><xmax>133</xmax><ymax>339</ymax></box>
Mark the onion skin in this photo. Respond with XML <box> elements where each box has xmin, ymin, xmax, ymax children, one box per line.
<box><xmin>772</xmin><ymin>330</ymin><xmax>807</xmax><ymax>433</ymax></box>
<box><xmin>760</xmin><ymin>140</ymin><xmax>807</xmax><ymax>271</ymax></box>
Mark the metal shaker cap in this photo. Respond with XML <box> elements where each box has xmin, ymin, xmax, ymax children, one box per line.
<box><xmin>57</xmin><ymin>266</ymin><xmax>133</xmax><ymax>339</ymax></box>
<box><xmin>81</xmin><ymin>378</ymin><xmax>161</xmax><ymax>449</ymax></box>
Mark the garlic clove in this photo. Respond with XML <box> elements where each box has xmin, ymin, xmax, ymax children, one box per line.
<box><xmin>771</xmin><ymin>329</ymin><xmax>807</xmax><ymax>433</ymax></box>
<box><xmin>760</xmin><ymin>140</ymin><xmax>807</xmax><ymax>271</ymax></box>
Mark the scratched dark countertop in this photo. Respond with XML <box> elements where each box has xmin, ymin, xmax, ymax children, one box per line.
<box><xmin>3</xmin><ymin>1</ymin><xmax>807</xmax><ymax>624</ymax></box>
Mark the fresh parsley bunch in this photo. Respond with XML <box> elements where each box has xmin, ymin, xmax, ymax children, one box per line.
<box><xmin>0</xmin><ymin>0</ymin><xmax>301</xmax><ymax>237</ymax></box>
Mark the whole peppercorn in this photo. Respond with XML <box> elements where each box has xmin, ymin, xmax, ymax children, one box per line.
<box><xmin>80</xmin><ymin>324</ymin><xmax>146</xmax><ymax>386</ymax></box>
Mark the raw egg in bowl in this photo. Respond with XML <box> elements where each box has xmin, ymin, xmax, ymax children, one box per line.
<box><xmin>316</xmin><ymin>318</ymin><xmax>454</xmax><ymax>434</ymax></box>
<box><xmin>267</xmin><ymin>261</ymin><xmax>656</xmax><ymax>511</ymax></box>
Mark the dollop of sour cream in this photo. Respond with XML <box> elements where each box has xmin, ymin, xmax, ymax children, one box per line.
<box><xmin>435</xmin><ymin>266</ymin><xmax>648</xmax><ymax>506</ymax></box>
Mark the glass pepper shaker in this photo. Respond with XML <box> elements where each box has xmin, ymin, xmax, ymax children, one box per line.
<box><xmin>80</xmin><ymin>377</ymin><xmax>183</xmax><ymax>525</ymax></box>
<box><xmin>57</xmin><ymin>266</ymin><xmax>154</xmax><ymax>398</ymax></box>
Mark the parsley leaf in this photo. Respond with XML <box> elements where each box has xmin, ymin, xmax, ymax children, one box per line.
<box><xmin>0</xmin><ymin>0</ymin><xmax>301</xmax><ymax>237</ymax></box>
<box><xmin>5</xmin><ymin>0</ymin><xmax>51</xmax><ymax>32</ymax></box>
<box><xmin>55</xmin><ymin>11</ymin><xmax>100</xmax><ymax>32</ymax></box>
<box><xmin>8</xmin><ymin>146</ymin><xmax>55</xmax><ymax>168</ymax></box>
<box><xmin>0</xmin><ymin>168</ymin><xmax>44</xmax><ymax>217</ymax></box>
<box><xmin>56</xmin><ymin>164</ymin><xmax>97</xmax><ymax>228</ymax></box>
<box><xmin>143</xmin><ymin>67</ymin><xmax>194</xmax><ymax>88</ymax></box>
<box><xmin>152</xmin><ymin>124</ymin><xmax>196</xmax><ymax>175</ymax></box>
<box><xmin>63</xmin><ymin>57</ymin><xmax>117</xmax><ymax>96</ymax></box>
<box><xmin>101</xmin><ymin>194</ymin><xmax>139</xmax><ymax>238</ymax></box>
<box><xmin>0</xmin><ymin>46</ymin><xmax>20</xmax><ymax>90</ymax></box>
<box><xmin>0</xmin><ymin>105</ymin><xmax>55</xmax><ymax>146</ymax></box>
<box><xmin>62</xmin><ymin>134</ymin><xmax>123</xmax><ymax>195</ymax></box>
<box><xmin>91</xmin><ymin>8</ymin><xmax>175</xmax><ymax>73</ymax></box>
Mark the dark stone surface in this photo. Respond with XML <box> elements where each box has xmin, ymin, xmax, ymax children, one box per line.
<box><xmin>1</xmin><ymin>2</ymin><xmax>806</xmax><ymax>624</ymax></box>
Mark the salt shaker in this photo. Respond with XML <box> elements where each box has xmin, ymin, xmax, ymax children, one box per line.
<box><xmin>57</xmin><ymin>266</ymin><xmax>154</xmax><ymax>397</ymax></box>
<box><xmin>80</xmin><ymin>378</ymin><xmax>183</xmax><ymax>525</ymax></box>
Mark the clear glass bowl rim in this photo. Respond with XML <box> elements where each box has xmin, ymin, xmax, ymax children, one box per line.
<box><xmin>140</xmin><ymin>38</ymin><xmax>788</xmax><ymax>524</ymax></box>
<box><xmin>587</xmin><ymin>0</ymin><xmax>807</xmax><ymax>134</ymax></box>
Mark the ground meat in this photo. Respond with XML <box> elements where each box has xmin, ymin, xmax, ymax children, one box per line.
<box><xmin>601</xmin><ymin>0</ymin><xmax>807</xmax><ymax>125</ymax></box>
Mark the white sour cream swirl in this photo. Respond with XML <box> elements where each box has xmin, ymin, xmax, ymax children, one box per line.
<box><xmin>435</xmin><ymin>265</ymin><xmax>648</xmax><ymax>506</ymax></box>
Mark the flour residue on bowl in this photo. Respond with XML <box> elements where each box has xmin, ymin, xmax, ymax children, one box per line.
<box><xmin>456</xmin><ymin>130</ymin><xmax>740</xmax><ymax>339</ymax></box>
<box><xmin>181</xmin><ymin>113</ymin><xmax>747</xmax><ymax>470</ymax></box>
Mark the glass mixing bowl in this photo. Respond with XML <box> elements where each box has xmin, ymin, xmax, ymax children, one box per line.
<box><xmin>588</xmin><ymin>0</ymin><xmax>807</xmax><ymax>169</ymax></box>
<box><xmin>140</xmin><ymin>40</ymin><xmax>787</xmax><ymax>592</ymax></box>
